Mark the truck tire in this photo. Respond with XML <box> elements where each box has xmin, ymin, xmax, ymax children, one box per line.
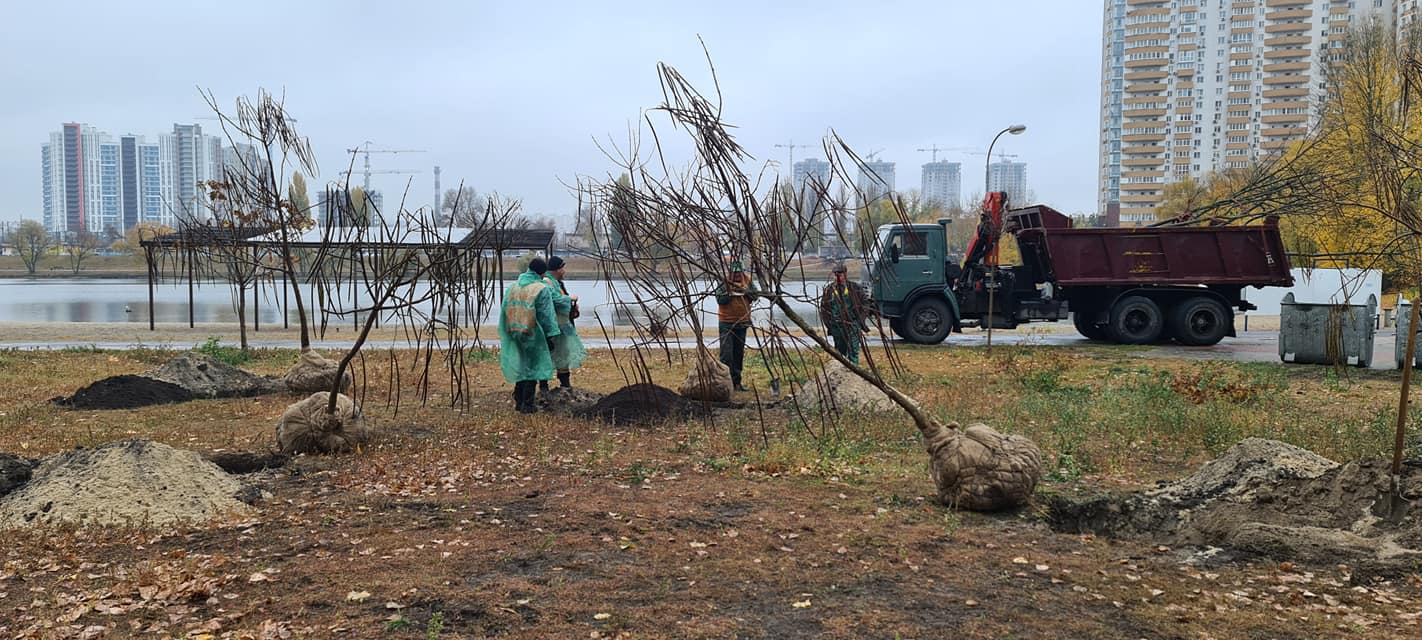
<box><xmin>1170</xmin><ymin>296</ymin><xmax>1230</xmax><ymax>346</ymax></box>
<box><xmin>1072</xmin><ymin>310</ymin><xmax>1109</xmax><ymax>341</ymax></box>
<box><xmin>889</xmin><ymin>316</ymin><xmax>909</xmax><ymax>341</ymax></box>
<box><xmin>1109</xmin><ymin>296</ymin><xmax>1164</xmax><ymax>344</ymax></box>
<box><xmin>904</xmin><ymin>297</ymin><xmax>953</xmax><ymax>345</ymax></box>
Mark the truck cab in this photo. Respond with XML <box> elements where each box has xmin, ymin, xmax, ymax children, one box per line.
<box><xmin>865</xmin><ymin>220</ymin><xmax>962</xmax><ymax>344</ymax></box>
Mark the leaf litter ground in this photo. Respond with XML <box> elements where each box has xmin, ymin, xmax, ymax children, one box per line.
<box><xmin>0</xmin><ymin>347</ymin><xmax>1419</xmax><ymax>638</ymax></box>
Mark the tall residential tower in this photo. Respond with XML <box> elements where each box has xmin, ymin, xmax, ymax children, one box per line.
<box><xmin>1098</xmin><ymin>0</ymin><xmax>1393</xmax><ymax>226</ymax></box>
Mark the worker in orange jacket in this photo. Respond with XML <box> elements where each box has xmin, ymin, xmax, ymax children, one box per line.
<box><xmin>714</xmin><ymin>259</ymin><xmax>757</xmax><ymax>392</ymax></box>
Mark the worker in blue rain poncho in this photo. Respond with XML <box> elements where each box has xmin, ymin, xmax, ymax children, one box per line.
<box><xmin>539</xmin><ymin>256</ymin><xmax>588</xmax><ymax>390</ymax></box>
<box><xmin>500</xmin><ymin>257</ymin><xmax>561</xmax><ymax>413</ymax></box>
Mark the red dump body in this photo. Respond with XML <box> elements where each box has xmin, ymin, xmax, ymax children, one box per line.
<box><xmin>1008</xmin><ymin>205</ymin><xmax>1294</xmax><ymax>289</ymax></box>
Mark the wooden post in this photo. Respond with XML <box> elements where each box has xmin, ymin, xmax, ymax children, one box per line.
<box><xmin>145</xmin><ymin>245</ymin><xmax>156</xmax><ymax>331</ymax></box>
<box><xmin>186</xmin><ymin>246</ymin><xmax>195</xmax><ymax>329</ymax></box>
<box><xmin>252</xmin><ymin>246</ymin><xmax>260</xmax><ymax>333</ymax></box>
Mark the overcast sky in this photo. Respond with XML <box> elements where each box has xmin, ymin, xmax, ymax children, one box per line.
<box><xmin>0</xmin><ymin>0</ymin><xmax>1103</xmax><ymax>226</ymax></box>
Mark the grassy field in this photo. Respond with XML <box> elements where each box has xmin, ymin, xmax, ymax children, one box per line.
<box><xmin>0</xmin><ymin>343</ymin><xmax>1418</xmax><ymax>638</ymax></box>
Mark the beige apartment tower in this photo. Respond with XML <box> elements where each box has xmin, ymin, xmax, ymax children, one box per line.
<box><xmin>1099</xmin><ymin>0</ymin><xmax>1394</xmax><ymax>226</ymax></box>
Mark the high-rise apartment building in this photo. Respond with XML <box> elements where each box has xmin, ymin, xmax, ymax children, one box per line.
<box><xmin>161</xmin><ymin>124</ymin><xmax>224</xmax><ymax>224</ymax></box>
<box><xmin>988</xmin><ymin>161</ymin><xmax>1029</xmax><ymax>208</ymax></box>
<box><xmin>42</xmin><ymin>123</ymin><xmax>105</xmax><ymax>235</ymax></box>
<box><xmin>856</xmin><ymin>159</ymin><xmax>896</xmax><ymax>207</ymax></box>
<box><xmin>920</xmin><ymin>161</ymin><xmax>962</xmax><ymax>209</ymax></box>
<box><xmin>1099</xmin><ymin>0</ymin><xmax>1395</xmax><ymax>226</ymax></box>
<box><xmin>792</xmin><ymin>157</ymin><xmax>831</xmax><ymax>217</ymax></box>
<box><xmin>42</xmin><ymin>122</ymin><xmax>221</xmax><ymax>235</ymax></box>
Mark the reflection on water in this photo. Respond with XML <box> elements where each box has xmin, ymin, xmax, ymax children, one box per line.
<box><xmin>0</xmin><ymin>278</ymin><xmax>824</xmax><ymax>326</ymax></box>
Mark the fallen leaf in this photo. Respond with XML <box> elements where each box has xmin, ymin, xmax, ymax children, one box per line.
<box><xmin>1011</xmin><ymin>557</ymin><xmax>1029</xmax><ymax>564</ymax></box>
<box><xmin>792</xmin><ymin>600</ymin><xmax>811</xmax><ymax>608</ymax></box>
<box><xmin>346</xmin><ymin>591</ymin><xmax>371</xmax><ymax>602</ymax></box>
<box><xmin>247</xmin><ymin>573</ymin><xmax>269</xmax><ymax>583</ymax></box>
<box><xmin>593</xmin><ymin>613</ymin><xmax>611</xmax><ymax>620</ymax></box>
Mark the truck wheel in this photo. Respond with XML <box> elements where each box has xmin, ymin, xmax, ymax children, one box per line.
<box><xmin>889</xmin><ymin>316</ymin><xmax>908</xmax><ymax>341</ymax></box>
<box><xmin>1072</xmin><ymin>310</ymin><xmax>1109</xmax><ymax>341</ymax></box>
<box><xmin>1109</xmin><ymin>296</ymin><xmax>1164</xmax><ymax>344</ymax></box>
<box><xmin>904</xmin><ymin>298</ymin><xmax>953</xmax><ymax>344</ymax></box>
<box><xmin>1170</xmin><ymin>296</ymin><xmax>1230</xmax><ymax>346</ymax></box>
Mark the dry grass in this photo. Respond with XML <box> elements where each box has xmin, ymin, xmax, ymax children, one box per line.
<box><xmin>0</xmin><ymin>344</ymin><xmax>1418</xmax><ymax>638</ymax></box>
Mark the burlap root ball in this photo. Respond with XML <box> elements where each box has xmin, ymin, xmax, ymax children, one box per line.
<box><xmin>284</xmin><ymin>349</ymin><xmax>353</xmax><ymax>394</ymax></box>
<box><xmin>276</xmin><ymin>392</ymin><xmax>369</xmax><ymax>455</ymax></box>
<box><xmin>679</xmin><ymin>349</ymin><xmax>732</xmax><ymax>402</ymax></box>
<box><xmin>924</xmin><ymin>421</ymin><xmax>1042</xmax><ymax>511</ymax></box>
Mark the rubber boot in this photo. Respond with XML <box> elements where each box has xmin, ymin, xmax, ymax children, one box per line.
<box><xmin>517</xmin><ymin>381</ymin><xmax>538</xmax><ymax>414</ymax></box>
<box><xmin>539</xmin><ymin>379</ymin><xmax>549</xmax><ymax>393</ymax></box>
<box><xmin>557</xmin><ymin>371</ymin><xmax>571</xmax><ymax>388</ymax></box>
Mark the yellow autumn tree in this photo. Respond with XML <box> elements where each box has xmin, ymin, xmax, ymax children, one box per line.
<box><xmin>1282</xmin><ymin>19</ymin><xmax>1422</xmax><ymax>276</ymax></box>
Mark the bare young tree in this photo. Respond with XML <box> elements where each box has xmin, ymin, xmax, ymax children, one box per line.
<box><xmin>1182</xmin><ymin>21</ymin><xmax>1422</xmax><ymax>492</ymax></box>
<box><xmin>579</xmin><ymin>47</ymin><xmax>1042</xmax><ymax>510</ymax></box>
<box><xmin>200</xmin><ymin>88</ymin><xmax>319</xmax><ymax>351</ymax></box>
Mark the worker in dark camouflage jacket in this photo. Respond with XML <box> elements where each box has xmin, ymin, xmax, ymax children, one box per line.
<box><xmin>818</xmin><ymin>263</ymin><xmax>872</xmax><ymax>365</ymax></box>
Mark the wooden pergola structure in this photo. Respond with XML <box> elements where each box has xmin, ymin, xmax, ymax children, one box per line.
<box><xmin>139</xmin><ymin>226</ymin><xmax>555</xmax><ymax>332</ymax></box>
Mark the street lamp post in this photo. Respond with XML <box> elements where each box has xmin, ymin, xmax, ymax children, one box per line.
<box><xmin>984</xmin><ymin>124</ymin><xmax>1026</xmax><ymax>353</ymax></box>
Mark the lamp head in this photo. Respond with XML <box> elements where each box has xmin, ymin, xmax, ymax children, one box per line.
<box><xmin>1008</xmin><ymin>124</ymin><xmax>1027</xmax><ymax>135</ymax></box>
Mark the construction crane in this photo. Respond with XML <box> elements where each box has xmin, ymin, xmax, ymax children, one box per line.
<box><xmin>773</xmin><ymin>139</ymin><xmax>811</xmax><ymax>170</ymax></box>
<box><xmin>864</xmin><ymin>148</ymin><xmax>887</xmax><ymax>162</ymax></box>
<box><xmin>346</xmin><ymin>142</ymin><xmax>426</xmax><ymax>192</ymax></box>
<box><xmin>965</xmin><ymin>151</ymin><xmax>1022</xmax><ymax>163</ymax></box>
<box><xmin>916</xmin><ymin>145</ymin><xmax>950</xmax><ymax>162</ymax></box>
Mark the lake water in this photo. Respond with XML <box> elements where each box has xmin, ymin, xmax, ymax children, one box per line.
<box><xmin>0</xmin><ymin>278</ymin><xmax>825</xmax><ymax>327</ymax></box>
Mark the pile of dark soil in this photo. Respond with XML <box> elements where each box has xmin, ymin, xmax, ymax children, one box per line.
<box><xmin>1047</xmin><ymin>438</ymin><xmax>1422</xmax><ymax>575</ymax></box>
<box><xmin>537</xmin><ymin>387</ymin><xmax>604</xmax><ymax>415</ymax></box>
<box><xmin>574</xmin><ymin>383</ymin><xmax>702</xmax><ymax>426</ymax></box>
<box><xmin>0</xmin><ymin>453</ymin><xmax>36</xmax><ymax>497</ymax></box>
<box><xmin>54</xmin><ymin>375</ymin><xmax>194</xmax><ymax>410</ymax></box>
<box><xmin>146</xmin><ymin>352</ymin><xmax>284</xmax><ymax>399</ymax></box>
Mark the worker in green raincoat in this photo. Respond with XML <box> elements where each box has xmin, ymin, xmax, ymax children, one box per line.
<box><xmin>540</xmin><ymin>256</ymin><xmax>588</xmax><ymax>390</ymax></box>
<box><xmin>500</xmin><ymin>257</ymin><xmax>561</xmax><ymax>413</ymax></box>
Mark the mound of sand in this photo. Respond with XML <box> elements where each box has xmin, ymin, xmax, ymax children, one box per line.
<box><xmin>54</xmin><ymin>375</ymin><xmax>194</xmax><ymax>410</ymax></box>
<box><xmin>789</xmin><ymin>359</ymin><xmax>897</xmax><ymax>413</ymax></box>
<box><xmin>1048</xmin><ymin>438</ymin><xmax>1422</xmax><ymax>575</ymax></box>
<box><xmin>0</xmin><ymin>440</ymin><xmax>252</xmax><ymax>528</ymax></box>
<box><xmin>575</xmin><ymin>383</ymin><xmax>701</xmax><ymax>426</ymax></box>
<box><xmin>146</xmin><ymin>352</ymin><xmax>284</xmax><ymax>399</ymax></box>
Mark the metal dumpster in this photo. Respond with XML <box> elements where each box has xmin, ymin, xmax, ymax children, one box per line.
<box><xmin>1278</xmin><ymin>292</ymin><xmax>1376</xmax><ymax>367</ymax></box>
<box><xmin>1397</xmin><ymin>301</ymin><xmax>1421</xmax><ymax>369</ymax></box>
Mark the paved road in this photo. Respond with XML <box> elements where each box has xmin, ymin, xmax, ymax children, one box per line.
<box><xmin>0</xmin><ymin>324</ymin><xmax>1407</xmax><ymax>371</ymax></box>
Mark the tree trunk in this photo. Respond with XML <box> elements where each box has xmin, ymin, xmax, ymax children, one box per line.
<box><xmin>237</xmin><ymin>289</ymin><xmax>249</xmax><ymax>351</ymax></box>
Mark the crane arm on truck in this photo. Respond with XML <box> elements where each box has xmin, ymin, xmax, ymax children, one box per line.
<box><xmin>957</xmin><ymin>191</ymin><xmax>1010</xmax><ymax>290</ymax></box>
